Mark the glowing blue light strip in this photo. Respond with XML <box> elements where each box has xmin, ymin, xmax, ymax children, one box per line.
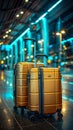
<box><xmin>62</xmin><ymin>37</ymin><xmax>73</xmax><ymax>44</ymax></box>
<box><xmin>11</xmin><ymin>28</ymin><xmax>30</xmax><ymax>46</ymax></box>
<box><xmin>48</xmin><ymin>0</ymin><xmax>63</xmax><ymax>12</ymax></box>
<box><xmin>35</xmin><ymin>0</ymin><xmax>62</xmax><ymax>24</ymax></box>
<box><xmin>11</xmin><ymin>0</ymin><xmax>63</xmax><ymax>45</ymax></box>
<box><xmin>35</xmin><ymin>12</ymin><xmax>48</xmax><ymax>23</ymax></box>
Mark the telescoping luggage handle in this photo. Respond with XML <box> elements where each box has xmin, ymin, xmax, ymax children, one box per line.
<box><xmin>24</xmin><ymin>38</ymin><xmax>48</xmax><ymax>67</ymax></box>
<box><xmin>34</xmin><ymin>54</ymin><xmax>48</xmax><ymax>67</ymax></box>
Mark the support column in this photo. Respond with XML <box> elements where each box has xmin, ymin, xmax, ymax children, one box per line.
<box><xmin>21</xmin><ymin>37</ymin><xmax>25</xmax><ymax>62</ymax></box>
<box><xmin>9</xmin><ymin>50</ymin><xmax>12</xmax><ymax>69</ymax></box>
<box><xmin>6</xmin><ymin>51</ymin><xmax>10</xmax><ymax>69</ymax></box>
<box><xmin>27</xmin><ymin>29</ymin><xmax>33</xmax><ymax>62</ymax></box>
<box><xmin>15</xmin><ymin>42</ymin><xmax>18</xmax><ymax>64</ymax></box>
<box><xmin>20</xmin><ymin>38</ymin><xmax>23</xmax><ymax>62</ymax></box>
<box><xmin>10</xmin><ymin>46</ymin><xmax>13</xmax><ymax>69</ymax></box>
<box><xmin>56</xmin><ymin>17</ymin><xmax>62</xmax><ymax>66</ymax></box>
<box><xmin>41</xmin><ymin>17</ymin><xmax>49</xmax><ymax>66</ymax></box>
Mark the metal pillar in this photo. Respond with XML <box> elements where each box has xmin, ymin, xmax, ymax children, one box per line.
<box><xmin>10</xmin><ymin>46</ymin><xmax>13</xmax><ymax>69</ymax></box>
<box><xmin>20</xmin><ymin>38</ymin><xmax>23</xmax><ymax>62</ymax></box>
<box><xmin>41</xmin><ymin>17</ymin><xmax>49</xmax><ymax>66</ymax></box>
<box><xmin>22</xmin><ymin>37</ymin><xmax>25</xmax><ymax>62</ymax></box>
<box><xmin>15</xmin><ymin>42</ymin><xmax>18</xmax><ymax>64</ymax></box>
<box><xmin>27</xmin><ymin>29</ymin><xmax>33</xmax><ymax>62</ymax></box>
<box><xmin>56</xmin><ymin>17</ymin><xmax>62</xmax><ymax>66</ymax></box>
<box><xmin>6</xmin><ymin>51</ymin><xmax>9</xmax><ymax>68</ymax></box>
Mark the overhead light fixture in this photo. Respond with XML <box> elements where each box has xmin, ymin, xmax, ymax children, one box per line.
<box><xmin>8</xmin><ymin>29</ymin><xmax>11</xmax><ymax>32</ymax></box>
<box><xmin>11</xmin><ymin>0</ymin><xmax>63</xmax><ymax>46</ymax></box>
<box><xmin>3</xmin><ymin>35</ymin><xmax>8</xmax><ymax>39</ymax></box>
<box><xmin>5</xmin><ymin>35</ymin><xmax>8</xmax><ymax>38</ymax></box>
<box><xmin>25</xmin><ymin>0</ymin><xmax>29</xmax><ymax>3</ymax></box>
<box><xmin>3</xmin><ymin>36</ymin><xmax>6</xmax><ymax>39</ymax></box>
<box><xmin>61</xmin><ymin>30</ymin><xmax>66</xmax><ymax>34</ymax></box>
<box><xmin>20</xmin><ymin>11</ymin><xmax>24</xmax><ymax>14</ymax></box>
<box><xmin>6</xmin><ymin>31</ymin><xmax>9</xmax><ymax>34</ymax></box>
<box><xmin>16</xmin><ymin>14</ymin><xmax>19</xmax><ymax>18</ymax></box>
<box><xmin>56</xmin><ymin>32</ymin><xmax>60</xmax><ymax>36</ymax></box>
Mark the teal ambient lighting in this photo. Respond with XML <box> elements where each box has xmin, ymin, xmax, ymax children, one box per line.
<box><xmin>62</xmin><ymin>95</ymin><xmax>73</xmax><ymax>102</ymax></box>
<box><xmin>62</xmin><ymin>37</ymin><xmax>73</xmax><ymax>44</ymax></box>
<box><xmin>48</xmin><ymin>56</ymin><xmax>53</xmax><ymax>60</ymax></box>
<box><xmin>35</xmin><ymin>0</ymin><xmax>62</xmax><ymax>23</ymax></box>
<box><xmin>11</xmin><ymin>0</ymin><xmax>63</xmax><ymax>45</ymax></box>
<box><xmin>35</xmin><ymin>12</ymin><xmax>48</xmax><ymax>23</ymax></box>
<box><xmin>11</xmin><ymin>28</ymin><xmax>30</xmax><ymax>46</ymax></box>
<box><xmin>48</xmin><ymin>0</ymin><xmax>63</xmax><ymax>12</ymax></box>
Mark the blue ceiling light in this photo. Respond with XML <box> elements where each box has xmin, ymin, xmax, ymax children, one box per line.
<box><xmin>11</xmin><ymin>0</ymin><xmax>63</xmax><ymax>46</ymax></box>
<box><xmin>35</xmin><ymin>0</ymin><xmax>63</xmax><ymax>24</ymax></box>
<box><xmin>11</xmin><ymin>28</ymin><xmax>30</xmax><ymax>46</ymax></box>
<box><xmin>48</xmin><ymin>0</ymin><xmax>63</xmax><ymax>12</ymax></box>
<box><xmin>35</xmin><ymin>12</ymin><xmax>48</xmax><ymax>23</ymax></box>
<box><xmin>62</xmin><ymin>37</ymin><xmax>73</xmax><ymax>44</ymax></box>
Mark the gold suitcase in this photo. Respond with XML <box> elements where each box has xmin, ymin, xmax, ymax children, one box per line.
<box><xmin>14</xmin><ymin>62</ymin><xmax>34</xmax><ymax>107</ymax></box>
<box><xmin>28</xmin><ymin>67</ymin><xmax>62</xmax><ymax>115</ymax></box>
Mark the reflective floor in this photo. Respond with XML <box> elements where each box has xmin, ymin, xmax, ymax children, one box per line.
<box><xmin>0</xmin><ymin>70</ymin><xmax>73</xmax><ymax>130</ymax></box>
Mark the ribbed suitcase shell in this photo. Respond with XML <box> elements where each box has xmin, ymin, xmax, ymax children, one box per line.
<box><xmin>15</xmin><ymin>62</ymin><xmax>34</xmax><ymax>107</ymax></box>
<box><xmin>29</xmin><ymin>68</ymin><xmax>62</xmax><ymax>114</ymax></box>
<box><xmin>15</xmin><ymin>62</ymin><xmax>44</xmax><ymax>107</ymax></box>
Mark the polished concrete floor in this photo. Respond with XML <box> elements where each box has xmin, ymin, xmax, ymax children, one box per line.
<box><xmin>0</xmin><ymin>69</ymin><xmax>73</xmax><ymax>130</ymax></box>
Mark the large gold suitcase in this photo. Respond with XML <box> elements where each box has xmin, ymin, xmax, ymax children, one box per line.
<box><xmin>14</xmin><ymin>62</ymin><xmax>34</xmax><ymax>107</ymax></box>
<box><xmin>28</xmin><ymin>67</ymin><xmax>62</xmax><ymax>115</ymax></box>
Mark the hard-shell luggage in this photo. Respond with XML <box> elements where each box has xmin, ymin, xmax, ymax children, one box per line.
<box><xmin>28</xmin><ymin>67</ymin><xmax>62</xmax><ymax>115</ymax></box>
<box><xmin>28</xmin><ymin>54</ymin><xmax>62</xmax><ymax>119</ymax></box>
<box><xmin>14</xmin><ymin>62</ymin><xmax>44</xmax><ymax>108</ymax></box>
<box><xmin>14</xmin><ymin>62</ymin><xmax>34</xmax><ymax>108</ymax></box>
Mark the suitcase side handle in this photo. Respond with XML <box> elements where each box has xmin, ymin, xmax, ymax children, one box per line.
<box><xmin>24</xmin><ymin>38</ymin><xmax>36</xmax><ymax>42</ymax></box>
<box><xmin>35</xmin><ymin>54</ymin><xmax>48</xmax><ymax>58</ymax></box>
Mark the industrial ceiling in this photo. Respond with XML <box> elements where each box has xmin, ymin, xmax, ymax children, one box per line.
<box><xmin>0</xmin><ymin>0</ymin><xmax>73</xmax><ymax>46</ymax></box>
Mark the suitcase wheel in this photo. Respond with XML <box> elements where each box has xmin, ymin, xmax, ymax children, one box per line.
<box><xmin>21</xmin><ymin>107</ymin><xmax>24</xmax><ymax>115</ymax></box>
<box><xmin>28</xmin><ymin>111</ymin><xmax>39</xmax><ymax>121</ymax></box>
<box><xmin>13</xmin><ymin>105</ymin><xmax>17</xmax><ymax>110</ymax></box>
<box><xmin>57</xmin><ymin>109</ymin><xmax>63</xmax><ymax>120</ymax></box>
